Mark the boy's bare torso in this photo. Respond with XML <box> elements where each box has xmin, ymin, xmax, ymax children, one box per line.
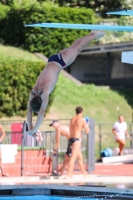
<box><xmin>70</xmin><ymin>115</ymin><xmax>85</xmax><ymax>138</ymax></box>
<box><xmin>57</xmin><ymin>125</ymin><xmax>70</xmax><ymax>139</ymax></box>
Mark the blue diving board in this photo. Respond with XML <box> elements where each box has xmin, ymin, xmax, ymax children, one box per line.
<box><xmin>25</xmin><ymin>23</ymin><xmax>133</xmax><ymax>32</ymax></box>
<box><xmin>106</xmin><ymin>10</ymin><xmax>133</xmax><ymax>16</ymax></box>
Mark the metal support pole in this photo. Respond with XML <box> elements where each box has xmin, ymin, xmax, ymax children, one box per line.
<box><xmin>99</xmin><ymin>124</ymin><xmax>102</xmax><ymax>159</ymax></box>
<box><xmin>52</xmin><ymin>131</ymin><xmax>58</xmax><ymax>175</ymax></box>
<box><xmin>21</xmin><ymin>121</ymin><xmax>26</xmax><ymax>176</ymax></box>
<box><xmin>129</xmin><ymin>123</ymin><xmax>132</xmax><ymax>148</ymax></box>
<box><xmin>106</xmin><ymin>52</ymin><xmax>111</xmax><ymax>81</ymax></box>
<box><xmin>88</xmin><ymin>119</ymin><xmax>95</xmax><ymax>174</ymax></box>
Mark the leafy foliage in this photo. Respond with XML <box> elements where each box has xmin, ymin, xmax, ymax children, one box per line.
<box><xmin>1</xmin><ymin>0</ymin><xmax>132</xmax><ymax>18</ymax></box>
<box><xmin>0</xmin><ymin>2</ymin><xmax>98</xmax><ymax>57</ymax></box>
<box><xmin>0</xmin><ymin>3</ymin><xmax>9</xmax><ymax>19</ymax></box>
<box><xmin>0</xmin><ymin>45</ymin><xmax>49</xmax><ymax>117</ymax></box>
<box><xmin>50</xmin><ymin>0</ymin><xmax>127</xmax><ymax>17</ymax></box>
<box><xmin>0</xmin><ymin>0</ymin><xmax>13</xmax><ymax>5</ymax></box>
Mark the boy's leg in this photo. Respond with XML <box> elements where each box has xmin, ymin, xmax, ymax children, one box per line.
<box><xmin>67</xmin><ymin>141</ymin><xmax>81</xmax><ymax>178</ymax></box>
<box><xmin>60</xmin><ymin>154</ymin><xmax>69</xmax><ymax>175</ymax></box>
<box><xmin>77</xmin><ymin>151</ymin><xmax>87</xmax><ymax>177</ymax></box>
<box><xmin>59</xmin><ymin>30</ymin><xmax>105</xmax><ymax>67</ymax></box>
<box><xmin>119</xmin><ymin>140</ymin><xmax>125</xmax><ymax>155</ymax></box>
<box><xmin>0</xmin><ymin>148</ymin><xmax>8</xmax><ymax>177</ymax></box>
<box><xmin>116</xmin><ymin>139</ymin><xmax>125</xmax><ymax>155</ymax></box>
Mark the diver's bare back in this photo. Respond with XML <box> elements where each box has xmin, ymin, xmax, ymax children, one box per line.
<box><xmin>32</xmin><ymin>62</ymin><xmax>62</xmax><ymax>95</ymax></box>
<box><xmin>70</xmin><ymin>115</ymin><xmax>85</xmax><ymax>138</ymax></box>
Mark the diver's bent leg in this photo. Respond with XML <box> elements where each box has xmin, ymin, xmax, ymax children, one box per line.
<box><xmin>60</xmin><ymin>31</ymin><xmax>105</xmax><ymax>67</ymax></box>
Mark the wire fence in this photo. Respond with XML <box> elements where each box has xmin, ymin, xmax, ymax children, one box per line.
<box><xmin>95</xmin><ymin>123</ymin><xmax>133</xmax><ymax>159</ymax></box>
<box><xmin>1</xmin><ymin>120</ymin><xmax>133</xmax><ymax>157</ymax></box>
<box><xmin>0</xmin><ymin>119</ymin><xmax>89</xmax><ymax>176</ymax></box>
<box><xmin>21</xmin><ymin>130</ymin><xmax>88</xmax><ymax>175</ymax></box>
<box><xmin>1</xmin><ymin>120</ymin><xmax>133</xmax><ymax>176</ymax></box>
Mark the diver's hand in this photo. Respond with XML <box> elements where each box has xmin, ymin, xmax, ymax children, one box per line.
<box><xmin>27</xmin><ymin>129</ymin><xmax>37</xmax><ymax>137</ymax></box>
<box><xmin>35</xmin><ymin>130</ymin><xmax>43</xmax><ymax>142</ymax></box>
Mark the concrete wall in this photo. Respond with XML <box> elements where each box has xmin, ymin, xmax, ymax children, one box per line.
<box><xmin>66</xmin><ymin>52</ymin><xmax>133</xmax><ymax>87</ymax></box>
<box><xmin>111</xmin><ymin>52</ymin><xmax>133</xmax><ymax>79</ymax></box>
<box><xmin>69</xmin><ymin>54</ymin><xmax>107</xmax><ymax>81</ymax></box>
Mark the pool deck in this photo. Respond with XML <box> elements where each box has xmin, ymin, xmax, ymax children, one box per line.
<box><xmin>0</xmin><ymin>174</ymin><xmax>133</xmax><ymax>184</ymax></box>
<box><xmin>0</xmin><ymin>162</ymin><xmax>133</xmax><ymax>199</ymax></box>
<box><xmin>0</xmin><ymin>174</ymin><xmax>133</xmax><ymax>199</ymax></box>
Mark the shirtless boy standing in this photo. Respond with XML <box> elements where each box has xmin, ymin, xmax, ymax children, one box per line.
<box><xmin>67</xmin><ymin>106</ymin><xmax>89</xmax><ymax>178</ymax></box>
<box><xmin>50</xmin><ymin>120</ymin><xmax>87</xmax><ymax>177</ymax></box>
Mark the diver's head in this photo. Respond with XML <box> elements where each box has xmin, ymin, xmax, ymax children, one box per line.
<box><xmin>30</xmin><ymin>96</ymin><xmax>42</xmax><ymax>113</ymax></box>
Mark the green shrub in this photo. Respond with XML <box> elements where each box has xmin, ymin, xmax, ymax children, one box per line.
<box><xmin>0</xmin><ymin>45</ymin><xmax>48</xmax><ymax>117</ymax></box>
<box><xmin>0</xmin><ymin>61</ymin><xmax>44</xmax><ymax>117</ymax></box>
<box><xmin>18</xmin><ymin>146</ymin><xmax>46</xmax><ymax>150</ymax></box>
<box><xmin>0</xmin><ymin>3</ymin><xmax>10</xmax><ymax>20</ymax></box>
<box><xmin>0</xmin><ymin>2</ymin><xmax>98</xmax><ymax>57</ymax></box>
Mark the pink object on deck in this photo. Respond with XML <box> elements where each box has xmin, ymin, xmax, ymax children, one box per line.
<box><xmin>11</xmin><ymin>123</ymin><xmax>23</xmax><ymax>144</ymax></box>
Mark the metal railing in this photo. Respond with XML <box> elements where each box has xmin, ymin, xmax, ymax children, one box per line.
<box><xmin>21</xmin><ymin>129</ymin><xmax>89</xmax><ymax>176</ymax></box>
<box><xmin>96</xmin><ymin>123</ymin><xmax>133</xmax><ymax>159</ymax></box>
<box><xmin>1</xmin><ymin>120</ymin><xmax>133</xmax><ymax>176</ymax></box>
<box><xmin>1</xmin><ymin>119</ymin><xmax>90</xmax><ymax>176</ymax></box>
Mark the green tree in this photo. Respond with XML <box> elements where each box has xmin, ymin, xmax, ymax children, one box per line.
<box><xmin>0</xmin><ymin>3</ymin><xmax>97</xmax><ymax>57</ymax></box>
<box><xmin>0</xmin><ymin>0</ymin><xmax>13</xmax><ymax>5</ymax></box>
<box><xmin>54</xmin><ymin>0</ymin><xmax>127</xmax><ymax>17</ymax></box>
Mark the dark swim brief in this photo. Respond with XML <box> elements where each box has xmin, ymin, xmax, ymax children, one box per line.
<box><xmin>66</xmin><ymin>138</ymin><xmax>80</xmax><ymax>157</ymax></box>
<box><xmin>48</xmin><ymin>54</ymin><xmax>66</xmax><ymax>68</ymax></box>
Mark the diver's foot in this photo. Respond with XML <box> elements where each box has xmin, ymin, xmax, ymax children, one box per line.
<box><xmin>90</xmin><ymin>30</ymin><xmax>105</xmax><ymax>39</ymax></box>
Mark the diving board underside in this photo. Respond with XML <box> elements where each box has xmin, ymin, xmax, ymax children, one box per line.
<box><xmin>102</xmin><ymin>154</ymin><xmax>133</xmax><ymax>163</ymax></box>
<box><xmin>25</xmin><ymin>23</ymin><xmax>133</xmax><ymax>32</ymax></box>
<box><xmin>106</xmin><ymin>10</ymin><xmax>133</xmax><ymax>16</ymax></box>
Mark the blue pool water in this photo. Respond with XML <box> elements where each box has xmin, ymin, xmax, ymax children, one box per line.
<box><xmin>0</xmin><ymin>195</ymin><xmax>99</xmax><ymax>200</ymax></box>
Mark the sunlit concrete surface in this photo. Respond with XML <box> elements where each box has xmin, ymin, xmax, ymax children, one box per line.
<box><xmin>0</xmin><ymin>175</ymin><xmax>133</xmax><ymax>199</ymax></box>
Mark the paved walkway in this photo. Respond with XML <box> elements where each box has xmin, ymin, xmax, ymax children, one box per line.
<box><xmin>1</xmin><ymin>163</ymin><xmax>133</xmax><ymax>189</ymax></box>
<box><xmin>0</xmin><ymin>163</ymin><xmax>133</xmax><ymax>199</ymax></box>
<box><xmin>92</xmin><ymin>163</ymin><xmax>133</xmax><ymax>176</ymax></box>
<box><xmin>0</xmin><ymin>174</ymin><xmax>133</xmax><ymax>185</ymax></box>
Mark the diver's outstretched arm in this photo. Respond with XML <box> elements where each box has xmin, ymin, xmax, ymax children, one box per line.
<box><xmin>27</xmin><ymin>100</ymin><xmax>33</xmax><ymax>130</ymax></box>
<box><xmin>27</xmin><ymin>94</ymin><xmax>49</xmax><ymax>136</ymax></box>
